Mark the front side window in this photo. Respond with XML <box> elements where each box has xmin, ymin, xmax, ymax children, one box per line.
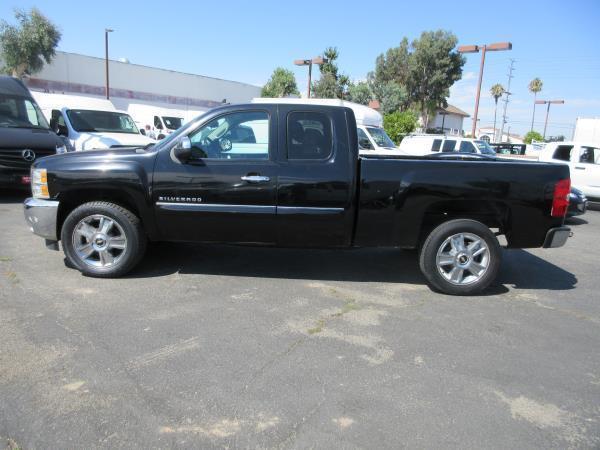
<box><xmin>67</xmin><ymin>110</ymin><xmax>140</xmax><ymax>134</ymax></box>
<box><xmin>287</xmin><ymin>111</ymin><xmax>333</xmax><ymax>160</ymax></box>
<box><xmin>366</xmin><ymin>126</ymin><xmax>395</xmax><ymax>148</ymax></box>
<box><xmin>188</xmin><ymin>110</ymin><xmax>269</xmax><ymax>160</ymax></box>
<box><xmin>474</xmin><ymin>140</ymin><xmax>496</xmax><ymax>155</ymax></box>
<box><xmin>154</xmin><ymin>116</ymin><xmax>163</xmax><ymax>129</ymax></box>
<box><xmin>442</xmin><ymin>140</ymin><xmax>456</xmax><ymax>152</ymax></box>
<box><xmin>163</xmin><ymin>116</ymin><xmax>183</xmax><ymax>130</ymax></box>
<box><xmin>459</xmin><ymin>141</ymin><xmax>476</xmax><ymax>153</ymax></box>
<box><xmin>579</xmin><ymin>146</ymin><xmax>600</xmax><ymax>164</ymax></box>
<box><xmin>0</xmin><ymin>95</ymin><xmax>49</xmax><ymax>129</ymax></box>
<box><xmin>357</xmin><ymin>128</ymin><xmax>374</xmax><ymax>150</ymax></box>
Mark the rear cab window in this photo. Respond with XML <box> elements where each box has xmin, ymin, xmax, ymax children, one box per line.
<box><xmin>287</xmin><ymin>111</ymin><xmax>333</xmax><ymax>160</ymax></box>
<box><xmin>553</xmin><ymin>145</ymin><xmax>573</xmax><ymax>162</ymax></box>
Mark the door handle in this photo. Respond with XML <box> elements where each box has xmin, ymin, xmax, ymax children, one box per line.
<box><xmin>241</xmin><ymin>175</ymin><xmax>270</xmax><ymax>183</ymax></box>
<box><xmin>575</xmin><ymin>166</ymin><xmax>586</xmax><ymax>170</ymax></box>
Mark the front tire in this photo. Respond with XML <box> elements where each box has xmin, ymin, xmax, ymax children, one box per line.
<box><xmin>61</xmin><ymin>201</ymin><xmax>146</xmax><ymax>277</ymax></box>
<box><xmin>419</xmin><ymin>219</ymin><xmax>501</xmax><ymax>295</ymax></box>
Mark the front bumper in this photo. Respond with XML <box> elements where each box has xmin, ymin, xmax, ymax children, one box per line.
<box><xmin>24</xmin><ymin>197</ymin><xmax>59</xmax><ymax>240</ymax></box>
<box><xmin>543</xmin><ymin>226</ymin><xmax>571</xmax><ymax>248</ymax></box>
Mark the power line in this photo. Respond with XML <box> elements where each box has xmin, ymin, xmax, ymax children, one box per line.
<box><xmin>499</xmin><ymin>59</ymin><xmax>515</xmax><ymax>142</ymax></box>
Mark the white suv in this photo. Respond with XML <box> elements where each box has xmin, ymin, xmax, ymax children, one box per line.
<box><xmin>399</xmin><ymin>135</ymin><xmax>496</xmax><ymax>156</ymax></box>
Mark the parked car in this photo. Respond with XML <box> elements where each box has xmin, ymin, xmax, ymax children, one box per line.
<box><xmin>0</xmin><ymin>76</ymin><xmax>70</xmax><ymax>189</ymax></box>
<box><xmin>48</xmin><ymin>107</ymin><xmax>155</xmax><ymax>151</ymax></box>
<box><xmin>567</xmin><ymin>187</ymin><xmax>588</xmax><ymax>217</ymax></box>
<box><xmin>399</xmin><ymin>135</ymin><xmax>497</xmax><ymax>156</ymax></box>
<box><xmin>538</xmin><ymin>141</ymin><xmax>600</xmax><ymax>200</ymax></box>
<box><xmin>24</xmin><ymin>103</ymin><xmax>571</xmax><ymax>295</ymax></box>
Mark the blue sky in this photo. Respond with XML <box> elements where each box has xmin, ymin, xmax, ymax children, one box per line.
<box><xmin>2</xmin><ymin>0</ymin><xmax>599</xmax><ymax>137</ymax></box>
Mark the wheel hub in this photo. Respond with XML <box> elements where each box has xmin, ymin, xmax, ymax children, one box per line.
<box><xmin>436</xmin><ymin>232</ymin><xmax>490</xmax><ymax>285</ymax></box>
<box><xmin>92</xmin><ymin>233</ymin><xmax>108</xmax><ymax>251</ymax></box>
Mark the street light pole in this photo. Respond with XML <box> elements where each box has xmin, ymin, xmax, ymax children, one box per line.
<box><xmin>294</xmin><ymin>56</ymin><xmax>328</xmax><ymax>98</ymax></box>
<box><xmin>105</xmin><ymin>28</ymin><xmax>113</xmax><ymax>100</ymax></box>
<box><xmin>536</xmin><ymin>99</ymin><xmax>565</xmax><ymax>139</ymax></box>
<box><xmin>458</xmin><ymin>42</ymin><xmax>512</xmax><ymax>138</ymax></box>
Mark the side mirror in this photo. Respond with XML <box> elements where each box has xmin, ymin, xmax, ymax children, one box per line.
<box><xmin>140</xmin><ymin>128</ymin><xmax>146</xmax><ymax>136</ymax></box>
<box><xmin>174</xmin><ymin>136</ymin><xmax>192</xmax><ymax>162</ymax></box>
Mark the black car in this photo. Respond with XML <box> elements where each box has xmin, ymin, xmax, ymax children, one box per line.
<box><xmin>0</xmin><ymin>76</ymin><xmax>69</xmax><ymax>189</ymax></box>
<box><xmin>568</xmin><ymin>187</ymin><xmax>588</xmax><ymax>217</ymax></box>
<box><xmin>24</xmin><ymin>103</ymin><xmax>572</xmax><ymax>295</ymax></box>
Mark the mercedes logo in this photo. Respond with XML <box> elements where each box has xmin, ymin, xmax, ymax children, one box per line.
<box><xmin>22</xmin><ymin>149</ymin><xmax>36</xmax><ymax>162</ymax></box>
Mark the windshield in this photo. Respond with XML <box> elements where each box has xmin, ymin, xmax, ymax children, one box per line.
<box><xmin>474</xmin><ymin>140</ymin><xmax>496</xmax><ymax>155</ymax></box>
<box><xmin>0</xmin><ymin>94</ymin><xmax>49</xmax><ymax>129</ymax></box>
<box><xmin>67</xmin><ymin>109</ymin><xmax>140</xmax><ymax>134</ymax></box>
<box><xmin>366</xmin><ymin>127</ymin><xmax>396</xmax><ymax>148</ymax></box>
<box><xmin>163</xmin><ymin>116</ymin><xmax>183</xmax><ymax>130</ymax></box>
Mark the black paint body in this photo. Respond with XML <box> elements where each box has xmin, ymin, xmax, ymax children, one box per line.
<box><xmin>34</xmin><ymin>103</ymin><xmax>570</xmax><ymax>250</ymax></box>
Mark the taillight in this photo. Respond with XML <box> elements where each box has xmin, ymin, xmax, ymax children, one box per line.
<box><xmin>551</xmin><ymin>178</ymin><xmax>571</xmax><ymax>217</ymax></box>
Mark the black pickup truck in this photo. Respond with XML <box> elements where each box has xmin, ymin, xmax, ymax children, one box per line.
<box><xmin>24</xmin><ymin>103</ymin><xmax>572</xmax><ymax>295</ymax></box>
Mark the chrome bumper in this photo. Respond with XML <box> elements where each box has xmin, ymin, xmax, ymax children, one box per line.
<box><xmin>24</xmin><ymin>197</ymin><xmax>59</xmax><ymax>241</ymax></box>
<box><xmin>543</xmin><ymin>226</ymin><xmax>571</xmax><ymax>248</ymax></box>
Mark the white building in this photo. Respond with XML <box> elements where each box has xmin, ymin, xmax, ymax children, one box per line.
<box><xmin>21</xmin><ymin>51</ymin><xmax>261</xmax><ymax>124</ymax></box>
<box><xmin>426</xmin><ymin>105</ymin><xmax>470</xmax><ymax>135</ymax></box>
<box><xmin>476</xmin><ymin>127</ymin><xmax>524</xmax><ymax>144</ymax></box>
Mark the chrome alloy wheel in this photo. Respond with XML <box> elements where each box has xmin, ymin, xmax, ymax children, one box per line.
<box><xmin>436</xmin><ymin>232</ymin><xmax>490</xmax><ymax>285</ymax></box>
<box><xmin>72</xmin><ymin>214</ymin><xmax>127</xmax><ymax>269</ymax></box>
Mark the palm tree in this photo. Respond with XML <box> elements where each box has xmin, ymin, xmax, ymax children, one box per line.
<box><xmin>528</xmin><ymin>78</ymin><xmax>543</xmax><ymax>131</ymax></box>
<box><xmin>490</xmin><ymin>84</ymin><xmax>505</xmax><ymax>142</ymax></box>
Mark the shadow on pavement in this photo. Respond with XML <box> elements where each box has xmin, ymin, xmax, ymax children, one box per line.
<box><xmin>126</xmin><ymin>243</ymin><xmax>576</xmax><ymax>293</ymax></box>
<box><xmin>565</xmin><ymin>217</ymin><xmax>588</xmax><ymax>226</ymax></box>
<box><xmin>498</xmin><ymin>248</ymin><xmax>577</xmax><ymax>291</ymax></box>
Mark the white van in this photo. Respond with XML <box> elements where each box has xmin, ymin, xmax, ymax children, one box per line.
<box><xmin>252</xmin><ymin>98</ymin><xmax>400</xmax><ymax>155</ymax></box>
<box><xmin>539</xmin><ymin>141</ymin><xmax>600</xmax><ymax>200</ymax></box>
<box><xmin>399</xmin><ymin>135</ymin><xmax>496</xmax><ymax>156</ymax></box>
<box><xmin>32</xmin><ymin>92</ymin><xmax>155</xmax><ymax>151</ymax></box>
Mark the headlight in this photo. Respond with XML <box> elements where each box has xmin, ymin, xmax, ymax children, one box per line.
<box><xmin>56</xmin><ymin>144</ymin><xmax>68</xmax><ymax>154</ymax></box>
<box><xmin>31</xmin><ymin>168</ymin><xmax>49</xmax><ymax>199</ymax></box>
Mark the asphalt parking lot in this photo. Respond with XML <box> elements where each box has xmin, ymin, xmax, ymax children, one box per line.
<box><xmin>1</xmin><ymin>192</ymin><xmax>599</xmax><ymax>449</ymax></box>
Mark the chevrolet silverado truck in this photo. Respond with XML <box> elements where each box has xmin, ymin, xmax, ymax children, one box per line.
<box><xmin>23</xmin><ymin>103</ymin><xmax>572</xmax><ymax>295</ymax></box>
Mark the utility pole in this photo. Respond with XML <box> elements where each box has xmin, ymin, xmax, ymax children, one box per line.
<box><xmin>536</xmin><ymin>99</ymin><xmax>565</xmax><ymax>139</ymax></box>
<box><xmin>105</xmin><ymin>28</ymin><xmax>113</xmax><ymax>99</ymax></box>
<box><xmin>457</xmin><ymin>42</ymin><xmax>512</xmax><ymax>138</ymax></box>
<box><xmin>294</xmin><ymin>56</ymin><xmax>328</xmax><ymax>98</ymax></box>
<box><xmin>499</xmin><ymin>59</ymin><xmax>515</xmax><ymax>143</ymax></box>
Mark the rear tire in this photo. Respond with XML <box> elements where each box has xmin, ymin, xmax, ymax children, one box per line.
<box><xmin>419</xmin><ymin>219</ymin><xmax>501</xmax><ymax>295</ymax></box>
<box><xmin>61</xmin><ymin>201</ymin><xmax>146</xmax><ymax>278</ymax></box>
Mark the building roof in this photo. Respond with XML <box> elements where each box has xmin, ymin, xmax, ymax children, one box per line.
<box><xmin>439</xmin><ymin>104</ymin><xmax>470</xmax><ymax>117</ymax></box>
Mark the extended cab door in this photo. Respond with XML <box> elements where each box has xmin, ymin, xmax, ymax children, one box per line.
<box><xmin>275</xmin><ymin>105</ymin><xmax>357</xmax><ymax>247</ymax></box>
<box><xmin>152</xmin><ymin>105</ymin><xmax>278</xmax><ymax>244</ymax></box>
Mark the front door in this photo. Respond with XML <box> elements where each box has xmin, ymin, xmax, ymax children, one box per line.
<box><xmin>573</xmin><ymin>145</ymin><xmax>600</xmax><ymax>197</ymax></box>
<box><xmin>153</xmin><ymin>107</ymin><xmax>278</xmax><ymax>244</ymax></box>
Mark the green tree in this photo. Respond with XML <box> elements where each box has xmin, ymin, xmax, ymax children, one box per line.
<box><xmin>347</xmin><ymin>81</ymin><xmax>372</xmax><ymax>105</ymax></box>
<box><xmin>312</xmin><ymin>47</ymin><xmax>349</xmax><ymax>99</ymax></box>
<box><xmin>261</xmin><ymin>67</ymin><xmax>299</xmax><ymax>97</ymax></box>
<box><xmin>528</xmin><ymin>77</ymin><xmax>543</xmax><ymax>131</ymax></box>
<box><xmin>407</xmin><ymin>30</ymin><xmax>465</xmax><ymax>128</ymax></box>
<box><xmin>524</xmin><ymin>130</ymin><xmax>543</xmax><ymax>144</ymax></box>
<box><xmin>370</xmin><ymin>80</ymin><xmax>408</xmax><ymax>114</ymax></box>
<box><xmin>490</xmin><ymin>83</ymin><xmax>505</xmax><ymax>142</ymax></box>
<box><xmin>383</xmin><ymin>110</ymin><xmax>418</xmax><ymax>144</ymax></box>
<box><xmin>373</xmin><ymin>38</ymin><xmax>411</xmax><ymax>87</ymax></box>
<box><xmin>0</xmin><ymin>8</ymin><xmax>61</xmax><ymax>78</ymax></box>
